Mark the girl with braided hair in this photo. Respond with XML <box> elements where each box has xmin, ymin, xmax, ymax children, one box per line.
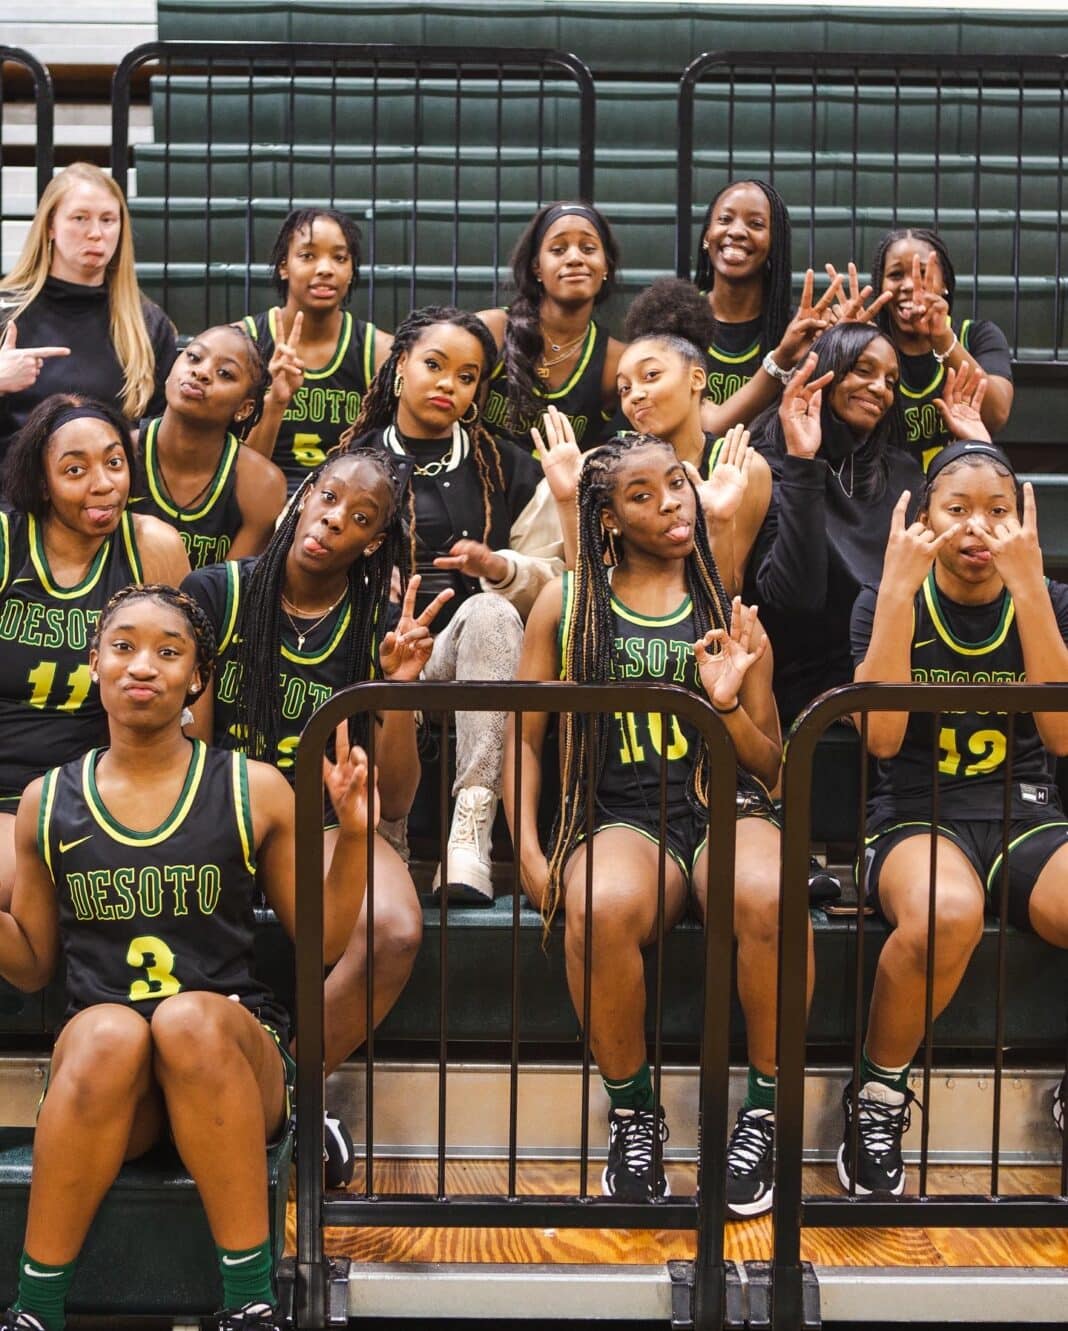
<box><xmin>129</xmin><ymin>325</ymin><xmax>286</xmax><ymax>568</ymax></box>
<box><xmin>340</xmin><ymin>305</ymin><xmax>563</xmax><ymax>903</ymax></box>
<box><xmin>0</xmin><ymin>583</ymin><xmax>376</xmax><ymax>1331</ymax></box>
<box><xmin>870</xmin><ymin>227</ymin><xmax>1013</xmax><ymax>468</ymax></box>
<box><xmin>183</xmin><ymin>446</ymin><xmax>447</xmax><ymax>1181</ymax></box>
<box><xmin>477</xmin><ymin>202</ymin><xmax>623</xmax><ymax>452</ymax></box>
<box><xmin>0</xmin><ymin>394</ymin><xmax>189</xmax><ymax>906</ymax></box>
<box><xmin>506</xmin><ymin>433</ymin><xmax>811</xmax><ymax>1218</ymax></box>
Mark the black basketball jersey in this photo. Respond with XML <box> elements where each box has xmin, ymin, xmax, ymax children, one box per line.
<box><xmin>483</xmin><ymin>321</ymin><xmax>612</xmax><ymax>452</ymax></box>
<box><xmin>0</xmin><ymin>511</ymin><xmax>144</xmax><ymax>809</ymax></box>
<box><xmin>129</xmin><ymin>417</ymin><xmax>243</xmax><ymax>570</ymax></box>
<box><xmin>242</xmin><ymin>308</ymin><xmax>378</xmax><ymax>494</ymax></box>
<box><xmin>39</xmin><ymin>739</ymin><xmax>287</xmax><ymax>1034</ymax></box>
<box><xmin>184</xmin><ymin>558</ymin><xmax>372</xmax><ymax>778</ymax></box>
<box><xmin>853</xmin><ymin>571</ymin><xmax>1068</xmax><ymax>824</ymax></box>
<box><xmin>704</xmin><ymin>314</ymin><xmax>763</xmax><ymax>406</ymax></box>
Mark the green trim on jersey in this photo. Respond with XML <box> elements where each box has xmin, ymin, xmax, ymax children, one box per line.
<box><xmin>922</xmin><ymin>569</ymin><xmax>1015</xmax><ymax>656</ymax></box>
<box><xmin>0</xmin><ymin>511</ymin><xmax>9</xmax><ymax>595</ymax></box>
<box><xmin>29</xmin><ymin>513</ymin><xmax>113</xmax><ymax>600</ymax></box>
<box><xmin>37</xmin><ymin>766</ymin><xmax>58</xmax><ymax>880</ymax></box>
<box><xmin>142</xmin><ymin>418</ymin><xmax>241</xmax><ymax>522</ymax></box>
<box><xmin>489</xmin><ymin>321</ymin><xmax>599</xmax><ymax>401</ymax></box>
<box><xmin>557</xmin><ymin>570</ymin><xmax>694</xmax><ymax>657</ymax></box>
<box><xmin>268</xmin><ymin>307</ymin><xmax>367</xmax><ymax>382</ymax></box>
<box><xmin>216</xmin><ymin>559</ymin><xmax>352</xmax><ymax>664</ymax></box>
<box><xmin>707</xmin><ymin>336</ymin><xmax>761</xmax><ymax>367</ymax></box>
<box><xmin>83</xmin><ymin>739</ymin><xmax>207</xmax><ymax>847</ymax></box>
<box><xmin>899</xmin><ymin>318</ymin><xmax>974</xmax><ymax>401</ymax></box>
<box><xmin>218</xmin><ymin>560</ymin><xmax>243</xmax><ymax>652</ymax></box>
<box><xmin>280</xmin><ymin>602</ymin><xmax>352</xmax><ymax>665</ymax></box>
<box><xmin>120</xmin><ymin>511</ymin><xmax>144</xmax><ymax>582</ymax></box>
<box><xmin>613</xmin><ymin>590</ymin><xmax>693</xmax><ymax>629</ymax></box>
<box><xmin>232</xmin><ymin>751</ymin><xmax>256</xmax><ymax>875</ymax></box>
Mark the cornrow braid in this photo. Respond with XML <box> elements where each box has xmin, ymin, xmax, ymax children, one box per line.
<box><xmin>542</xmin><ymin>433</ymin><xmax>732</xmax><ymax>928</ymax></box>
<box><xmin>231</xmin><ymin>324</ymin><xmax>272</xmax><ymax>440</ymax></box>
<box><xmin>870</xmin><ymin>227</ymin><xmax>958</xmax><ymax>345</ymax></box>
<box><xmin>94</xmin><ymin>583</ymin><xmax>217</xmax><ymax>704</ymax></box>
<box><xmin>693</xmin><ymin>179</ymin><xmax>793</xmax><ymax>360</ymax></box>
<box><xmin>233</xmin><ymin>447</ymin><xmax>409</xmax><ymax>762</ymax></box>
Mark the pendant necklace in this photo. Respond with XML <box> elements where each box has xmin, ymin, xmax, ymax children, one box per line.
<box><xmin>281</xmin><ymin>588</ymin><xmax>346</xmax><ymax>651</ymax></box>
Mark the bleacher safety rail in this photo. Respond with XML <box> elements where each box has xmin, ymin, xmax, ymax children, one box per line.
<box><xmin>675</xmin><ymin>52</ymin><xmax>1068</xmax><ymax>374</ymax></box>
<box><xmin>290</xmin><ymin>679</ymin><xmax>740</xmax><ymax>1331</ymax></box>
<box><xmin>0</xmin><ymin>47</ymin><xmax>55</xmax><ymax>254</ymax></box>
<box><xmin>772</xmin><ymin>682</ymin><xmax>1068</xmax><ymax>1331</ymax></box>
<box><xmin>109</xmin><ymin>40</ymin><xmax>595</xmax><ymax>334</ymax></box>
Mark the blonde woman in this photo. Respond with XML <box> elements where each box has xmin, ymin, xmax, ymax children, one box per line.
<box><xmin>0</xmin><ymin>162</ymin><xmax>176</xmax><ymax>456</ymax></box>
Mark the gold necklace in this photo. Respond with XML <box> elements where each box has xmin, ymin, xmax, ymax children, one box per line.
<box><xmin>536</xmin><ymin>325</ymin><xmax>589</xmax><ymax>379</ymax></box>
<box><xmin>281</xmin><ymin>589</ymin><xmax>346</xmax><ymax>651</ymax></box>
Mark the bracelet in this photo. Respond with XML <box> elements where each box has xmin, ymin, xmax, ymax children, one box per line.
<box><xmin>932</xmin><ymin>332</ymin><xmax>958</xmax><ymax>364</ymax></box>
<box><xmin>713</xmin><ymin>698</ymin><xmax>741</xmax><ymax>715</ymax></box>
<box><xmin>762</xmin><ymin>351</ymin><xmax>795</xmax><ymax>385</ymax></box>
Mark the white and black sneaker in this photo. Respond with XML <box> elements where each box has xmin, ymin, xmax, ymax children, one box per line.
<box><xmin>215</xmin><ymin>1302</ymin><xmax>281</xmax><ymax>1330</ymax></box>
<box><xmin>324</xmin><ymin>1109</ymin><xmax>355</xmax><ymax>1188</ymax></box>
<box><xmin>725</xmin><ymin>1106</ymin><xmax>775</xmax><ymax>1218</ymax></box>
<box><xmin>837</xmin><ymin>1080</ymin><xmax>914</xmax><ymax>1196</ymax></box>
<box><xmin>0</xmin><ymin>1312</ymin><xmax>47</xmax><ymax>1331</ymax></box>
<box><xmin>601</xmin><ymin>1106</ymin><xmax>671</xmax><ymax>1202</ymax></box>
<box><xmin>1053</xmin><ymin>1074</ymin><xmax>1065</xmax><ymax>1134</ymax></box>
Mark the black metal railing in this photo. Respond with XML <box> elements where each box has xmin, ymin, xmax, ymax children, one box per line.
<box><xmin>292</xmin><ymin>680</ymin><xmax>739</xmax><ymax>1331</ymax></box>
<box><xmin>0</xmin><ymin>47</ymin><xmax>54</xmax><ymax>267</ymax></box>
<box><xmin>676</xmin><ymin>52</ymin><xmax>1068</xmax><ymax>366</ymax></box>
<box><xmin>110</xmin><ymin>41</ymin><xmax>595</xmax><ymax>335</ymax></box>
<box><xmin>773</xmin><ymin>682</ymin><xmax>1068</xmax><ymax>1331</ymax></box>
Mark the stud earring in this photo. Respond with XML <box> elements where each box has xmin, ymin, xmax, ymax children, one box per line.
<box><xmin>90</xmin><ymin>672</ymin><xmax>99</xmax><ymax>683</ymax></box>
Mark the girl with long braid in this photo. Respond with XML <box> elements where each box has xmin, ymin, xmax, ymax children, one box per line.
<box><xmin>183</xmin><ymin>445</ymin><xmax>446</xmax><ymax>1181</ymax></box>
<box><xmin>129</xmin><ymin>325</ymin><xmax>286</xmax><ymax>568</ymax></box>
<box><xmin>0</xmin><ymin>583</ymin><xmax>376</xmax><ymax>1331</ymax></box>
<box><xmin>340</xmin><ymin>305</ymin><xmax>563</xmax><ymax>903</ymax></box>
<box><xmin>506</xmin><ymin>433</ymin><xmax>811</xmax><ymax>1218</ymax></box>
<box><xmin>477</xmin><ymin>202</ymin><xmax>623</xmax><ymax>452</ymax></box>
<box><xmin>869</xmin><ymin>227</ymin><xmax>1014</xmax><ymax>468</ymax></box>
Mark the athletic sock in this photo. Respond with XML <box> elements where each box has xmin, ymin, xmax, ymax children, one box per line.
<box><xmin>743</xmin><ymin>1064</ymin><xmax>776</xmax><ymax>1113</ymax></box>
<box><xmin>603</xmin><ymin>1062</ymin><xmax>655</xmax><ymax>1112</ymax></box>
<box><xmin>860</xmin><ymin>1048</ymin><xmax>911</xmax><ymax>1096</ymax></box>
<box><xmin>14</xmin><ymin>1249</ymin><xmax>76</xmax><ymax>1331</ymax></box>
<box><xmin>216</xmin><ymin>1237</ymin><xmax>275</xmax><ymax>1311</ymax></box>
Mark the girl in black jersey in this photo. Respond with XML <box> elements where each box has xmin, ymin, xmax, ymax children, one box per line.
<box><xmin>130</xmin><ymin>325</ymin><xmax>286</xmax><ymax>568</ymax></box>
<box><xmin>0</xmin><ymin>583</ymin><xmax>375</xmax><ymax>1331</ymax></box>
<box><xmin>0</xmin><ymin>396</ymin><xmax>189</xmax><ymax>906</ymax></box>
<box><xmin>241</xmin><ymin>208</ymin><xmax>394</xmax><ymax>493</ymax></box>
<box><xmin>843</xmin><ymin>439</ymin><xmax>1068</xmax><ymax>1198</ymax></box>
<box><xmin>184</xmin><ymin>446</ymin><xmax>446</xmax><ymax>1176</ymax></box>
<box><xmin>871</xmin><ymin>228</ymin><xmax>1014</xmax><ymax>468</ymax></box>
<box><xmin>477</xmin><ymin>202</ymin><xmax>623</xmax><ymax>452</ymax></box>
<box><xmin>507</xmin><ymin>434</ymin><xmax>810</xmax><ymax>1219</ymax></box>
<box><xmin>340</xmin><ymin>306</ymin><xmax>563</xmax><ymax>903</ymax></box>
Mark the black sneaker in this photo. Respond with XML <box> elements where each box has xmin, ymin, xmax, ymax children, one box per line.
<box><xmin>725</xmin><ymin>1105</ymin><xmax>775</xmax><ymax>1218</ymax></box>
<box><xmin>601</xmin><ymin>1106</ymin><xmax>671</xmax><ymax>1201</ymax></box>
<box><xmin>215</xmin><ymin>1303</ymin><xmax>281</xmax><ymax>1330</ymax></box>
<box><xmin>808</xmin><ymin>856</ymin><xmax>842</xmax><ymax>906</ymax></box>
<box><xmin>0</xmin><ymin>1312</ymin><xmax>47</xmax><ymax>1331</ymax></box>
<box><xmin>1054</xmin><ymin>1074</ymin><xmax>1065</xmax><ymax>1134</ymax></box>
<box><xmin>324</xmin><ymin>1109</ymin><xmax>355</xmax><ymax>1188</ymax></box>
<box><xmin>837</xmin><ymin>1079</ymin><xmax>915</xmax><ymax>1196</ymax></box>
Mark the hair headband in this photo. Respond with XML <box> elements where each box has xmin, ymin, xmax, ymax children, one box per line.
<box><xmin>925</xmin><ymin>438</ymin><xmax>1016</xmax><ymax>486</ymax></box>
<box><xmin>49</xmin><ymin>405</ymin><xmax>118</xmax><ymax>435</ymax></box>
<box><xmin>532</xmin><ymin>203</ymin><xmax>610</xmax><ymax>252</ymax></box>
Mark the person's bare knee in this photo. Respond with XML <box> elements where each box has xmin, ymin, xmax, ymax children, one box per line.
<box><xmin>50</xmin><ymin>1008</ymin><xmax>153</xmax><ymax>1118</ymax></box>
<box><xmin>151</xmin><ymin>992</ymin><xmax>241</xmax><ymax>1084</ymax></box>
<box><xmin>734</xmin><ymin>867</ymin><xmax>781</xmax><ymax>947</ymax></box>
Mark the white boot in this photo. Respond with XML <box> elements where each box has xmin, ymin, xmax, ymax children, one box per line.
<box><xmin>432</xmin><ymin>785</ymin><xmax>496</xmax><ymax>901</ymax></box>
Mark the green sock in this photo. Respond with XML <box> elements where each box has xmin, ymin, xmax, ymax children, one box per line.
<box><xmin>744</xmin><ymin>1065</ymin><xmax>776</xmax><ymax>1113</ymax></box>
<box><xmin>216</xmin><ymin>1237</ymin><xmax>275</xmax><ymax>1311</ymax></box>
<box><xmin>603</xmin><ymin>1062</ymin><xmax>654</xmax><ymax>1112</ymax></box>
<box><xmin>860</xmin><ymin>1048</ymin><xmax>911</xmax><ymax>1095</ymax></box>
<box><xmin>15</xmin><ymin>1249</ymin><xmax>76</xmax><ymax>1331</ymax></box>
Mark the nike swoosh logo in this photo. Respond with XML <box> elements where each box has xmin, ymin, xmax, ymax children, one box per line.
<box><xmin>221</xmin><ymin>1252</ymin><xmax>259</xmax><ymax>1267</ymax></box>
<box><xmin>58</xmin><ymin>835</ymin><xmax>92</xmax><ymax>854</ymax></box>
<box><xmin>24</xmin><ymin>1263</ymin><xmax>64</xmax><ymax>1277</ymax></box>
<box><xmin>914</xmin><ymin>638</ymin><xmax>937</xmax><ymax>649</ymax></box>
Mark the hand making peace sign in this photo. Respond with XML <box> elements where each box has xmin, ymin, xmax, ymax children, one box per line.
<box><xmin>266</xmin><ymin>308</ymin><xmax>305</xmax><ymax>407</ymax></box>
<box><xmin>379</xmin><ymin>573</ymin><xmax>455</xmax><ymax>680</ymax></box>
<box><xmin>324</xmin><ymin>721</ymin><xmax>380</xmax><ymax>837</ymax></box>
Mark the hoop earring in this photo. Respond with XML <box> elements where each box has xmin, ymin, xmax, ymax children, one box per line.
<box><xmin>460</xmin><ymin>401</ymin><xmax>479</xmax><ymax>425</ymax></box>
<box><xmin>393</xmin><ymin>374</ymin><xmax>404</xmax><ymax>399</ymax></box>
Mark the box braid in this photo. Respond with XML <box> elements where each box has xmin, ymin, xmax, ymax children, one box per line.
<box><xmin>693</xmin><ymin>179</ymin><xmax>793</xmax><ymax>360</ymax></box>
<box><xmin>233</xmin><ymin>447</ymin><xmax>409</xmax><ymax>762</ymax></box>
<box><xmin>337</xmin><ymin>305</ymin><xmax>508</xmax><ymax>571</ymax></box>
<box><xmin>870</xmin><ymin>227</ymin><xmax>957</xmax><ymax>345</ymax></box>
<box><xmin>94</xmin><ymin>583</ymin><xmax>217</xmax><ymax>705</ymax></box>
<box><xmin>542</xmin><ymin>433</ymin><xmax>733</xmax><ymax>926</ymax></box>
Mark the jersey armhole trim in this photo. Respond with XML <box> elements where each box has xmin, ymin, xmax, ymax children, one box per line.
<box><xmin>232</xmin><ymin>751</ymin><xmax>256</xmax><ymax>875</ymax></box>
<box><xmin>122</xmin><ymin>510</ymin><xmax>144</xmax><ymax>583</ymax></box>
<box><xmin>0</xmin><ymin>510</ymin><xmax>9</xmax><ymax>595</ymax></box>
<box><xmin>37</xmin><ymin>768</ymin><xmax>58</xmax><ymax>880</ymax></box>
<box><xmin>219</xmin><ymin>561</ymin><xmax>242</xmax><ymax>652</ymax></box>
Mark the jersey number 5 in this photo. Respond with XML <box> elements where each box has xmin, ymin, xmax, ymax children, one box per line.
<box><xmin>127</xmin><ymin>934</ymin><xmax>182</xmax><ymax>1001</ymax></box>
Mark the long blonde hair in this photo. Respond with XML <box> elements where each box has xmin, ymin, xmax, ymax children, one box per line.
<box><xmin>0</xmin><ymin>162</ymin><xmax>161</xmax><ymax>419</ymax></box>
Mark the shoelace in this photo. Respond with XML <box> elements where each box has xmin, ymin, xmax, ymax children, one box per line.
<box><xmin>451</xmin><ymin>796</ymin><xmax>491</xmax><ymax>851</ymax></box>
<box><xmin>618</xmin><ymin>1110</ymin><xmax>669</xmax><ymax>1175</ymax></box>
<box><xmin>726</xmin><ymin>1111</ymin><xmax>774</xmax><ymax>1175</ymax></box>
<box><xmin>855</xmin><ymin>1096</ymin><xmax>912</xmax><ymax>1159</ymax></box>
